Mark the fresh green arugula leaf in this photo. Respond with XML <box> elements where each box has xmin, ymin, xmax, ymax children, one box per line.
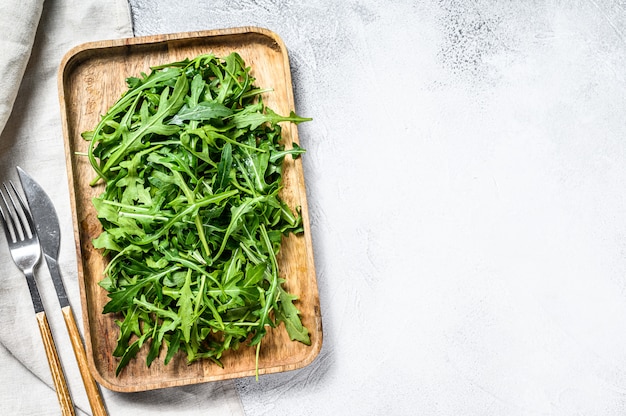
<box><xmin>231</xmin><ymin>107</ymin><xmax>312</xmax><ymax>130</ymax></box>
<box><xmin>275</xmin><ymin>284</ymin><xmax>311</xmax><ymax>345</ymax></box>
<box><xmin>169</xmin><ymin>101</ymin><xmax>233</xmax><ymax>126</ymax></box>
<box><xmin>84</xmin><ymin>52</ymin><xmax>312</xmax><ymax>378</ymax></box>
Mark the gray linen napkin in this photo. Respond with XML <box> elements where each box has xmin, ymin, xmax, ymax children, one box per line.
<box><xmin>0</xmin><ymin>1</ymin><xmax>244</xmax><ymax>414</ymax></box>
<box><xmin>0</xmin><ymin>0</ymin><xmax>44</xmax><ymax>137</ymax></box>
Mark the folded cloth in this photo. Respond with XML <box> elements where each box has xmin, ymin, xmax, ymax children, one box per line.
<box><xmin>0</xmin><ymin>0</ymin><xmax>44</xmax><ymax>136</ymax></box>
<box><xmin>0</xmin><ymin>1</ymin><xmax>244</xmax><ymax>414</ymax></box>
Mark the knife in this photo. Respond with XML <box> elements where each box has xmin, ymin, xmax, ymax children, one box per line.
<box><xmin>17</xmin><ymin>167</ymin><xmax>108</xmax><ymax>416</ymax></box>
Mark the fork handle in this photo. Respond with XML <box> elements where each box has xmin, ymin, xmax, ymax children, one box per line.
<box><xmin>61</xmin><ymin>305</ymin><xmax>108</xmax><ymax>416</ymax></box>
<box><xmin>36</xmin><ymin>311</ymin><xmax>76</xmax><ymax>416</ymax></box>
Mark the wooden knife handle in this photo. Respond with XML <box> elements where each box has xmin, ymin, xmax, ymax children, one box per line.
<box><xmin>35</xmin><ymin>311</ymin><xmax>76</xmax><ymax>416</ymax></box>
<box><xmin>61</xmin><ymin>305</ymin><xmax>108</xmax><ymax>416</ymax></box>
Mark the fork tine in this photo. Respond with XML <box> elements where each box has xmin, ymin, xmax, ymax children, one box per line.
<box><xmin>0</xmin><ymin>193</ymin><xmax>12</xmax><ymax>242</ymax></box>
<box><xmin>0</xmin><ymin>184</ymin><xmax>17</xmax><ymax>242</ymax></box>
<box><xmin>2</xmin><ymin>181</ymin><xmax>35</xmax><ymax>241</ymax></box>
<box><xmin>3</xmin><ymin>183</ymin><xmax>23</xmax><ymax>240</ymax></box>
<box><xmin>9</xmin><ymin>181</ymin><xmax>36</xmax><ymax>239</ymax></box>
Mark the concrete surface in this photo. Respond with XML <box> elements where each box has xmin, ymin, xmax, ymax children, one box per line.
<box><xmin>126</xmin><ymin>1</ymin><xmax>626</xmax><ymax>414</ymax></box>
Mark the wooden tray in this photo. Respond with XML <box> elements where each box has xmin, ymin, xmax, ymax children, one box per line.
<box><xmin>58</xmin><ymin>27</ymin><xmax>321</xmax><ymax>392</ymax></box>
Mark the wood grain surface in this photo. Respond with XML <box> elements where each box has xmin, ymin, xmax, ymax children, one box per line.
<box><xmin>36</xmin><ymin>312</ymin><xmax>76</xmax><ymax>415</ymax></box>
<box><xmin>57</xmin><ymin>27</ymin><xmax>321</xmax><ymax>392</ymax></box>
<box><xmin>61</xmin><ymin>306</ymin><xmax>107</xmax><ymax>415</ymax></box>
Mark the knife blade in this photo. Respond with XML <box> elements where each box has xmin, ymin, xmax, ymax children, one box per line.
<box><xmin>17</xmin><ymin>167</ymin><xmax>69</xmax><ymax>307</ymax></box>
<box><xmin>17</xmin><ymin>166</ymin><xmax>108</xmax><ymax>416</ymax></box>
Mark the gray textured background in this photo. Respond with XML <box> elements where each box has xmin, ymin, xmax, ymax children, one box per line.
<box><xmin>125</xmin><ymin>0</ymin><xmax>626</xmax><ymax>414</ymax></box>
<box><xmin>70</xmin><ymin>0</ymin><xmax>626</xmax><ymax>414</ymax></box>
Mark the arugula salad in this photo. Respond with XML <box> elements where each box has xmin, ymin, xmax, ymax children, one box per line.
<box><xmin>83</xmin><ymin>52</ymin><xmax>311</xmax><ymax>377</ymax></box>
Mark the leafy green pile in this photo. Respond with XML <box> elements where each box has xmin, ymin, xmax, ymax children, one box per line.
<box><xmin>83</xmin><ymin>52</ymin><xmax>311</xmax><ymax>377</ymax></box>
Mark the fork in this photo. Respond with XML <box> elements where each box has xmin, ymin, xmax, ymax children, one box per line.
<box><xmin>0</xmin><ymin>182</ymin><xmax>76</xmax><ymax>416</ymax></box>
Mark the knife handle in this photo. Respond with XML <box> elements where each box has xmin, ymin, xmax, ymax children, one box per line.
<box><xmin>36</xmin><ymin>311</ymin><xmax>76</xmax><ymax>416</ymax></box>
<box><xmin>61</xmin><ymin>305</ymin><xmax>108</xmax><ymax>416</ymax></box>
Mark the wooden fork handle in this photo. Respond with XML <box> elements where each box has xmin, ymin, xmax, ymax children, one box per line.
<box><xmin>35</xmin><ymin>311</ymin><xmax>76</xmax><ymax>416</ymax></box>
<box><xmin>61</xmin><ymin>305</ymin><xmax>108</xmax><ymax>416</ymax></box>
